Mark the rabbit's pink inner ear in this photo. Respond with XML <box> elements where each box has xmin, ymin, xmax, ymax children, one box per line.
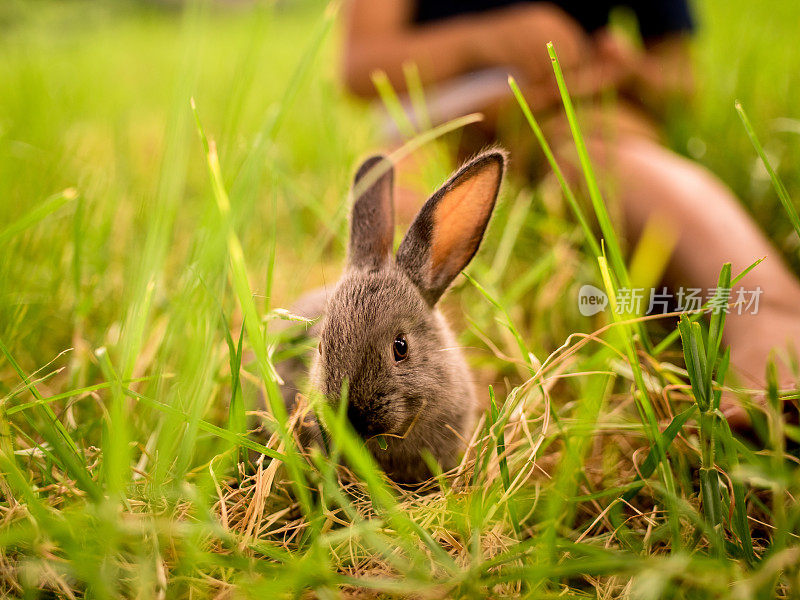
<box><xmin>429</xmin><ymin>158</ymin><xmax>503</xmax><ymax>285</ymax></box>
<box><xmin>396</xmin><ymin>149</ymin><xmax>505</xmax><ymax>305</ymax></box>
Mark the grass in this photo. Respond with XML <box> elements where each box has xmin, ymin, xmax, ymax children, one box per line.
<box><xmin>2</xmin><ymin>0</ymin><xmax>800</xmax><ymax>597</ymax></box>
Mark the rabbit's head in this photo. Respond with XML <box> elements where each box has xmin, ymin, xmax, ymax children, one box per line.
<box><xmin>310</xmin><ymin>150</ymin><xmax>505</xmax><ymax>476</ymax></box>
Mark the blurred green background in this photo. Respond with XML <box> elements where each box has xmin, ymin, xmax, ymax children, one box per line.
<box><xmin>1</xmin><ymin>0</ymin><xmax>799</xmax><ymax>369</ymax></box>
<box><xmin>1</xmin><ymin>1</ymin><xmax>800</xmax><ymax>595</ymax></box>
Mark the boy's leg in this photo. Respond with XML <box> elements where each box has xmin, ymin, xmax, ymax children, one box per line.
<box><xmin>566</xmin><ymin>124</ymin><xmax>800</xmax><ymax>425</ymax></box>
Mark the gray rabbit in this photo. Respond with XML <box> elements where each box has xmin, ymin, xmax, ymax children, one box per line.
<box><xmin>280</xmin><ymin>149</ymin><xmax>506</xmax><ymax>483</ymax></box>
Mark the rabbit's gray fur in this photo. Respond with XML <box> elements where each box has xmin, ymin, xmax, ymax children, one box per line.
<box><xmin>282</xmin><ymin>149</ymin><xmax>506</xmax><ymax>483</ymax></box>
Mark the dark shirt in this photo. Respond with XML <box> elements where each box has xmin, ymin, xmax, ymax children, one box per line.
<box><xmin>414</xmin><ymin>0</ymin><xmax>694</xmax><ymax>40</ymax></box>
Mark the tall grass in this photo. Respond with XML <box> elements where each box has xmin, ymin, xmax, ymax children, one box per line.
<box><xmin>1</xmin><ymin>0</ymin><xmax>800</xmax><ymax>597</ymax></box>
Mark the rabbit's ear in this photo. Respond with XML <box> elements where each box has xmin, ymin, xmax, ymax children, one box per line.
<box><xmin>348</xmin><ymin>155</ymin><xmax>395</xmax><ymax>270</ymax></box>
<box><xmin>396</xmin><ymin>150</ymin><xmax>505</xmax><ymax>305</ymax></box>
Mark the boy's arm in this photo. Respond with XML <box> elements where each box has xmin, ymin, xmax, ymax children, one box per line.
<box><xmin>343</xmin><ymin>0</ymin><xmax>590</xmax><ymax>100</ymax></box>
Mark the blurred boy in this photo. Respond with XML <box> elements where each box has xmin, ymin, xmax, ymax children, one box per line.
<box><xmin>343</xmin><ymin>0</ymin><xmax>800</xmax><ymax>427</ymax></box>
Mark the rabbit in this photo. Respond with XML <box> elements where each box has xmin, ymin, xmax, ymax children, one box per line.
<box><xmin>280</xmin><ymin>149</ymin><xmax>506</xmax><ymax>483</ymax></box>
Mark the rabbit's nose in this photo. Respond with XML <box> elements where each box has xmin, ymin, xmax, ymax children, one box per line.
<box><xmin>347</xmin><ymin>404</ymin><xmax>378</xmax><ymax>438</ymax></box>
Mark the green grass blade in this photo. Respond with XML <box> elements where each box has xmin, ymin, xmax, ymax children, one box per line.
<box><xmin>622</xmin><ymin>404</ymin><xmax>698</xmax><ymax>501</ymax></box>
<box><xmin>546</xmin><ymin>44</ymin><xmax>632</xmax><ymax>297</ymax></box>
<box><xmin>225</xmin><ymin>319</ymin><xmax>247</xmax><ymax>438</ymax></box>
<box><xmin>489</xmin><ymin>386</ymin><xmax>521</xmax><ymax>536</ymax></box>
<box><xmin>95</xmin><ymin>346</ymin><xmax>131</xmax><ymax>498</ymax></box>
<box><xmin>508</xmin><ymin>76</ymin><xmax>602</xmax><ymax>259</ymax></box>
<box><xmin>706</xmin><ymin>263</ymin><xmax>732</xmax><ymax>407</ymax></box>
<box><xmin>0</xmin><ymin>450</ymin><xmax>53</xmax><ymax>523</ymax></box>
<box><xmin>679</xmin><ymin>316</ymin><xmax>709</xmax><ymax>411</ymax></box>
<box><xmin>403</xmin><ymin>61</ymin><xmax>432</xmax><ymax>131</ymax></box>
<box><xmin>372</xmin><ymin>69</ymin><xmax>417</xmax><ymax>138</ymax></box>
<box><xmin>463</xmin><ymin>272</ymin><xmax>531</xmax><ymax>372</ymax></box>
<box><xmin>229</xmin><ymin>2</ymin><xmax>337</xmax><ymax>202</ymax></box>
<box><xmin>653</xmin><ymin>257</ymin><xmax>763</xmax><ymax>355</ymax></box>
<box><xmin>765</xmin><ymin>360</ymin><xmax>787</xmax><ymax>552</ymax></box>
<box><xmin>597</xmin><ymin>256</ymin><xmax>675</xmax><ymax>496</ymax></box>
<box><xmin>124</xmin><ymin>389</ymin><xmax>285</xmax><ymax>461</ymax></box>
<box><xmin>0</xmin><ymin>338</ymin><xmax>101</xmax><ymax>500</ymax></box>
<box><xmin>717</xmin><ymin>411</ymin><xmax>755</xmax><ymax>563</ymax></box>
<box><xmin>713</xmin><ymin>347</ymin><xmax>731</xmax><ymax>411</ymax></box>
<box><xmin>736</xmin><ymin>101</ymin><xmax>800</xmax><ymax>241</ymax></box>
<box><xmin>349</xmin><ymin>113</ymin><xmax>484</xmax><ymax>205</ymax></box>
<box><xmin>6</xmin><ymin>377</ymin><xmax>155</xmax><ymax>415</ymax></box>
<box><xmin>117</xmin><ymin>1</ymin><xmax>202</xmax><ymax>385</ymax></box>
<box><xmin>192</xmin><ymin>99</ymin><xmax>315</xmax><ymax>521</ymax></box>
<box><xmin>0</xmin><ymin>188</ymin><xmax>77</xmax><ymax>245</ymax></box>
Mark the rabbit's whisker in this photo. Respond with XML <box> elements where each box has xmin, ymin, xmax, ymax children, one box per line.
<box><xmin>444</xmin><ymin>423</ymin><xmax>469</xmax><ymax>446</ymax></box>
<box><xmin>436</xmin><ymin>345</ymin><xmax>485</xmax><ymax>352</ymax></box>
<box><xmin>375</xmin><ymin>396</ymin><xmax>429</xmax><ymax>441</ymax></box>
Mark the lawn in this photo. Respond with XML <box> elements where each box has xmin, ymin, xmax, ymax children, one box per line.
<box><xmin>1</xmin><ymin>0</ymin><xmax>800</xmax><ymax>597</ymax></box>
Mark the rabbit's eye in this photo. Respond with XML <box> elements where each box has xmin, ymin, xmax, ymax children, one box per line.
<box><xmin>392</xmin><ymin>335</ymin><xmax>408</xmax><ymax>362</ymax></box>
